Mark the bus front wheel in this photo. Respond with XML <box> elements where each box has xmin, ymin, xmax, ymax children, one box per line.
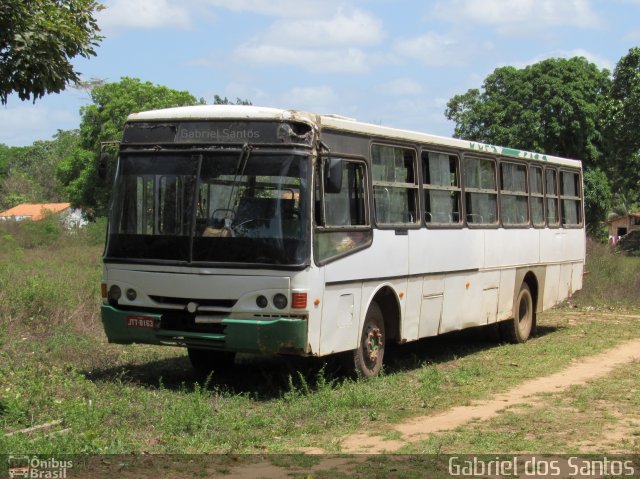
<box><xmin>352</xmin><ymin>302</ymin><xmax>386</xmax><ymax>378</ymax></box>
<box><xmin>500</xmin><ymin>283</ymin><xmax>535</xmax><ymax>343</ymax></box>
<box><xmin>187</xmin><ymin>348</ymin><xmax>236</xmax><ymax>374</ymax></box>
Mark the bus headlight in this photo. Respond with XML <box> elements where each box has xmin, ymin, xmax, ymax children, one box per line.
<box><xmin>256</xmin><ymin>295</ymin><xmax>268</xmax><ymax>308</ymax></box>
<box><xmin>273</xmin><ymin>293</ymin><xmax>288</xmax><ymax>310</ymax></box>
<box><xmin>126</xmin><ymin>288</ymin><xmax>137</xmax><ymax>301</ymax></box>
<box><xmin>108</xmin><ymin>285</ymin><xmax>121</xmax><ymax>303</ymax></box>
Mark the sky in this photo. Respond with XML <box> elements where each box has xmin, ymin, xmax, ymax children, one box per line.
<box><xmin>2</xmin><ymin>0</ymin><xmax>640</xmax><ymax>147</ymax></box>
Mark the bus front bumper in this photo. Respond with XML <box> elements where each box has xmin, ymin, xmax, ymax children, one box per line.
<box><xmin>100</xmin><ymin>305</ymin><xmax>308</xmax><ymax>355</ymax></box>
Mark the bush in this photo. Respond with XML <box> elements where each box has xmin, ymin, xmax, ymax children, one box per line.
<box><xmin>14</xmin><ymin>216</ymin><xmax>62</xmax><ymax>248</ymax></box>
<box><xmin>0</xmin><ymin>229</ymin><xmax>103</xmax><ymax>337</ymax></box>
<box><xmin>77</xmin><ymin>216</ymin><xmax>108</xmax><ymax>247</ymax></box>
<box><xmin>0</xmin><ymin>213</ymin><xmax>107</xmax><ymax>250</ymax></box>
<box><xmin>0</xmin><ymin>215</ymin><xmax>63</xmax><ymax>249</ymax></box>
<box><xmin>14</xmin><ymin>274</ymin><xmax>71</xmax><ymax>321</ymax></box>
<box><xmin>0</xmin><ymin>232</ymin><xmax>22</xmax><ymax>256</ymax></box>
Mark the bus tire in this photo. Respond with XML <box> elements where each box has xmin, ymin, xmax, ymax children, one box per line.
<box><xmin>187</xmin><ymin>348</ymin><xmax>235</xmax><ymax>374</ymax></box>
<box><xmin>353</xmin><ymin>302</ymin><xmax>385</xmax><ymax>378</ymax></box>
<box><xmin>500</xmin><ymin>282</ymin><xmax>534</xmax><ymax>343</ymax></box>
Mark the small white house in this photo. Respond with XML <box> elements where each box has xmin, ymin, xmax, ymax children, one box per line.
<box><xmin>0</xmin><ymin>203</ymin><xmax>87</xmax><ymax>228</ymax></box>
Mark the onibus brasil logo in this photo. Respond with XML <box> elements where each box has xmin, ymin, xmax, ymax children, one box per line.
<box><xmin>7</xmin><ymin>456</ymin><xmax>72</xmax><ymax>478</ymax></box>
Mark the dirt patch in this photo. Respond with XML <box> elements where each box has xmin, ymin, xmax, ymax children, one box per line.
<box><xmin>339</xmin><ymin>338</ymin><xmax>640</xmax><ymax>453</ymax></box>
<box><xmin>222</xmin><ymin>456</ymin><xmax>366</xmax><ymax>478</ymax></box>
<box><xmin>77</xmin><ymin>455</ymin><xmax>368</xmax><ymax>479</ymax></box>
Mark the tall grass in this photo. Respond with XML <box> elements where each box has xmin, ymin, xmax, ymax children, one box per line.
<box><xmin>572</xmin><ymin>239</ymin><xmax>640</xmax><ymax>310</ymax></box>
<box><xmin>0</xmin><ymin>218</ymin><xmax>105</xmax><ymax>338</ymax></box>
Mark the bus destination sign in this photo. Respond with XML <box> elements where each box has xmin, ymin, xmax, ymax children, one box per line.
<box><xmin>122</xmin><ymin>121</ymin><xmax>313</xmax><ymax>146</ymax></box>
<box><xmin>176</xmin><ymin>122</ymin><xmax>262</xmax><ymax>142</ymax></box>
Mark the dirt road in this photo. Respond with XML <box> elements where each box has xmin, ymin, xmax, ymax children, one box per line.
<box><xmin>338</xmin><ymin>337</ymin><xmax>640</xmax><ymax>453</ymax></box>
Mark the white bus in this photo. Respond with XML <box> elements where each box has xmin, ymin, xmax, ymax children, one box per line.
<box><xmin>100</xmin><ymin>105</ymin><xmax>585</xmax><ymax>377</ymax></box>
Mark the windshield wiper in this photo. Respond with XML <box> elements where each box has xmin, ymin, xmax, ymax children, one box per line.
<box><xmin>220</xmin><ymin>143</ymin><xmax>252</xmax><ymax>235</ymax></box>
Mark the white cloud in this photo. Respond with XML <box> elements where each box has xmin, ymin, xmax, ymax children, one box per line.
<box><xmin>0</xmin><ymin>105</ymin><xmax>78</xmax><ymax>146</ymax></box>
<box><xmin>264</xmin><ymin>8</ymin><xmax>384</xmax><ymax>47</ymax></box>
<box><xmin>377</xmin><ymin>78</ymin><xmax>425</xmax><ymax>96</ymax></box>
<box><xmin>394</xmin><ymin>32</ymin><xmax>466</xmax><ymax>66</ymax></box>
<box><xmin>278</xmin><ymin>86</ymin><xmax>339</xmax><ymax>113</ymax></box>
<box><xmin>98</xmin><ymin>0</ymin><xmax>191</xmax><ymax>29</ymax></box>
<box><xmin>202</xmin><ymin>0</ymin><xmax>337</xmax><ymax>18</ymax></box>
<box><xmin>433</xmin><ymin>0</ymin><xmax>600</xmax><ymax>32</ymax></box>
<box><xmin>232</xmin><ymin>7</ymin><xmax>384</xmax><ymax>74</ymax></box>
<box><xmin>367</xmin><ymin>98</ymin><xmax>453</xmax><ymax>137</ymax></box>
<box><xmin>236</xmin><ymin>44</ymin><xmax>369</xmax><ymax>73</ymax></box>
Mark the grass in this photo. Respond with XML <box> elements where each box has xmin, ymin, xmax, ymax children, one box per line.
<box><xmin>1</xmin><ymin>226</ymin><xmax>640</xmax><ymax>460</ymax></box>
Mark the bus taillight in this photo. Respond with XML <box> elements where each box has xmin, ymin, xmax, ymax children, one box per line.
<box><xmin>291</xmin><ymin>292</ymin><xmax>307</xmax><ymax>309</ymax></box>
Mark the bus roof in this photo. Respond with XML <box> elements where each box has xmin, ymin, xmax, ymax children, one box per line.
<box><xmin>127</xmin><ymin>105</ymin><xmax>582</xmax><ymax>168</ymax></box>
<box><xmin>128</xmin><ymin>105</ymin><xmax>317</xmax><ymax>124</ymax></box>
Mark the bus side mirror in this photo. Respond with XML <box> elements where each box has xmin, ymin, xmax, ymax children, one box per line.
<box><xmin>324</xmin><ymin>158</ymin><xmax>343</xmax><ymax>194</ymax></box>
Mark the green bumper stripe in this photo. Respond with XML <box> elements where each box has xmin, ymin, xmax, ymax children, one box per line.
<box><xmin>100</xmin><ymin>305</ymin><xmax>307</xmax><ymax>354</ymax></box>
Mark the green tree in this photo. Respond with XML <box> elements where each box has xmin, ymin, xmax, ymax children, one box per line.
<box><xmin>583</xmin><ymin>168</ymin><xmax>612</xmax><ymax>239</ymax></box>
<box><xmin>213</xmin><ymin>95</ymin><xmax>252</xmax><ymax>105</ymax></box>
<box><xmin>445</xmin><ymin>57</ymin><xmax>611</xmax><ymax>168</ymax></box>
<box><xmin>0</xmin><ymin>0</ymin><xmax>103</xmax><ymax>105</ymax></box>
<box><xmin>604</xmin><ymin>47</ymin><xmax>640</xmax><ymax>205</ymax></box>
<box><xmin>445</xmin><ymin>56</ymin><xmax>616</xmax><ymax>233</ymax></box>
<box><xmin>58</xmin><ymin>77</ymin><xmax>203</xmax><ymax>215</ymax></box>
<box><xmin>0</xmin><ymin>144</ymin><xmax>14</xmax><ymax>177</ymax></box>
<box><xmin>0</xmin><ymin>130</ymin><xmax>81</xmax><ymax>209</ymax></box>
<box><xmin>0</xmin><ymin>172</ymin><xmax>39</xmax><ymax>209</ymax></box>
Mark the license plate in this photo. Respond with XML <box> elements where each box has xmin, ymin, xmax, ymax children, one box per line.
<box><xmin>126</xmin><ymin>315</ymin><xmax>157</xmax><ymax>329</ymax></box>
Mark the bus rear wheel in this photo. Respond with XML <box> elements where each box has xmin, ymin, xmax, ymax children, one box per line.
<box><xmin>500</xmin><ymin>283</ymin><xmax>535</xmax><ymax>343</ymax></box>
<box><xmin>352</xmin><ymin>302</ymin><xmax>385</xmax><ymax>378</ymax></box>
<box><xmin>187</xmin><ymin>348</ymin><xmax>236</xmax><ymax>374</ymax></box>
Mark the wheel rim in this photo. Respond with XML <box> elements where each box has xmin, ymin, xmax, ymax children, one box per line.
<box><xmin>363</xmin><ymin>325</ymin><xmax>383</xmax><ymax>370</ymax></box>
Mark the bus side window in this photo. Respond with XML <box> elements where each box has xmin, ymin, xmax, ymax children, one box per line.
<box><xmin>560</xmin><ymin>170</ymin><xmax>582</xmax><ymax>226</ymax></box>
<box><xmin>463</xmin><ymin>157</ymin><xmax>498</xmax><ymax>225</ymax></box>
<box><xmin>324</xmin><ymin>161</ymin><xmax>367</xmax><ymax>226</ymax></box>
<box><xmin>314</xmin><ymin>159</ymin><xmax>371</xmax><ymax>263</ymax></box>
<box><xmin>371</xmin><ymin>145</ymin><xmax>419</xmax><ymax>226</ymax></box>
<box><xmin>545</xmin><ymin>168</ymin><xmax>560</xmax><ymax>226</ymax></box>
<box><xmin>500</xmin><ymin>162</ymin><xmax>529</xmax><ymax>227</ymax></box>
<box><xmin>423</xmin><ymin>151</ymin><xmax>461</xmax><ymax>225</ymax></box>
<box><xmin>530</xmin><ymin>166</ymin><xmax>544</xmax><ymax>227</ymax></box>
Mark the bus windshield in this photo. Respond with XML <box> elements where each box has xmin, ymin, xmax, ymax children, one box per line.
<box><xmin>106</xmin><ymin>152</ymin><xmax>309</xmax><ymax>266</ymax></box>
